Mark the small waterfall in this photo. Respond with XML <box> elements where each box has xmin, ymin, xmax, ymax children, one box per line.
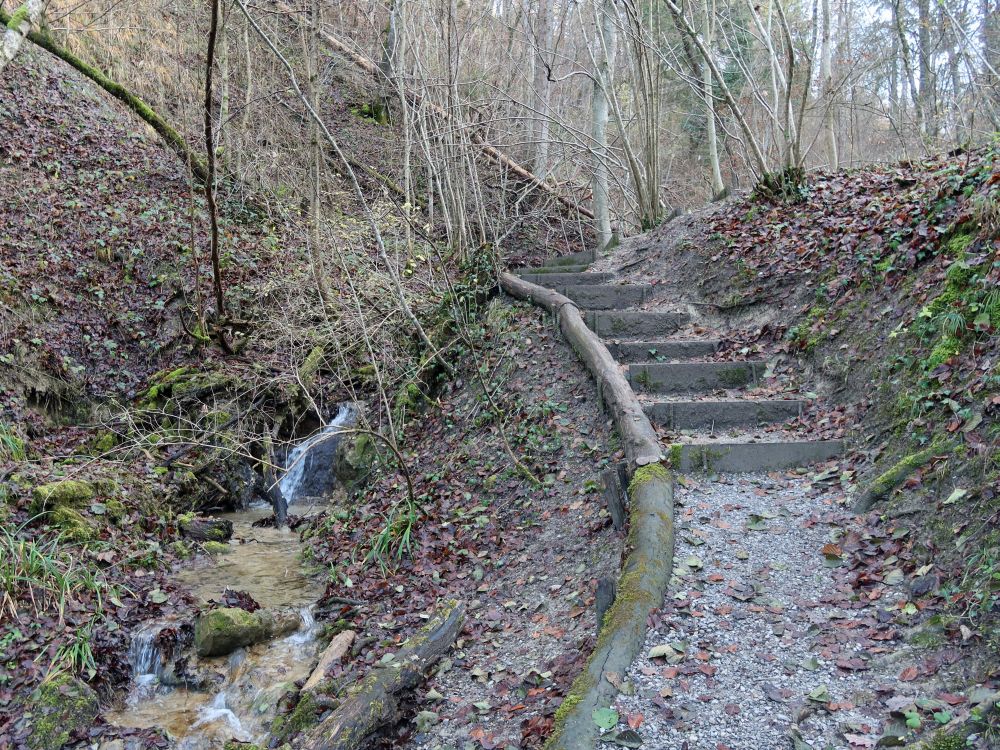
<box><xmin>279</xmin><ymin>403</ymin><xmax>356</xmax><ymax>503</ymax></box>
<box><xmin>128</xmin><ymin>624</ymin><xmax>163</xmax><ymax>682</ymax></box>
<box><xmin>286</xmin><ymin>606</ymin><xmax>317</xmax><ymax>645</ymax></box>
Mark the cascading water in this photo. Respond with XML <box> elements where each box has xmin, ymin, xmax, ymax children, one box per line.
<box><xmin>107</xmin><ymin>404</ymin><xmax>354</xmax><ymax>747</ymax></box>
<box><xmin>279</xmin><ymin>403</ymin><xmax>357</xmax><ymax>503</ymax></box>
<box><xmin>128</xmin><ymin>625</ymin><xmax>163</xmax><ymax>682</ymax></box>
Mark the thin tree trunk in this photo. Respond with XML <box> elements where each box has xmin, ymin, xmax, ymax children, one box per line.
<box><xmin>702</xmin><ymin>0</ymin><xmax>725</xmax><ymax>196</ymax></box>
<box><xmin>820</xmin><ymin>0</ymin><xmax>839</xmax><ymax>169</ymax></box>
<box><xmin>530</xmin><ymin>0</ymin><xmax>552</xmax><ymax>176</ymax></box>
<box><xmin>917</xmin><ymin>0</ymin><xmax>935</xmax><ymax>136</ymax></box>
<box><xmin>204</xmin><ymin>0</ymin><xmax>228</xmax><ymax>329</ymax></box>
<box><xmin>592</xmin><ymin>0</ymin><xmax>615</xmax><ymax>250</ymax></box>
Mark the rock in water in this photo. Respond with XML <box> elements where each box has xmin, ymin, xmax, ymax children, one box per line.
<box><xmin>195</xmin><ymin>608</ymin><xmax>266</xmax><ymax>656</ymax></box>
<box><xmin>26</xmin><ymin>673</ymin><xmax>99</xmax><ymax>750</ymax></box>
<box><xmin>194</xmin><ymin>607</ymin><xmax>302</xmax><ymax>656</ymax></box>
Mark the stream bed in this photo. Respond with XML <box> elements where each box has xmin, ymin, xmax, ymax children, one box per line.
<box><xmin>106</xmin><ymin>507</ymin><xmax>327</xmax><ymax>747</ymax></box>
<box><xmin>107</xmin><ymin>405</ymin><xmax>357</xmax><ymax>748</ymax></box>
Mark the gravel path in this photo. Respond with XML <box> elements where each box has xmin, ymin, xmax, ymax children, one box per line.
<box><xmin>609</xmin><ymin>470</ymin><xmax>942</xmax><ymax>750</ymax></box>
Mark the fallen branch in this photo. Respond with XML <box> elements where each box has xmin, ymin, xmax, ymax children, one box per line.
<box><xmin>0</xmin><ymin>7</ymin><xmax>208</xmax><ymax>183</ymax></box>
<box><xmin>853</xmin><ymin>440</ymin><xmax>952</xmax><ymax>513</ymax></box>
<box><xmin>500</xmin><ymin>273</ymin><xmax>673</xmax><ymax>750</ymax></box>
<box><xmin>302</xmin><ymin>600</ymin><xmax>465</xmax><ymax>750</ymax></box>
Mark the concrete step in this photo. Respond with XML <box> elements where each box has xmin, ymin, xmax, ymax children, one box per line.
<box><xmin>669</xmin><ymin>439</ymin><xmax>844</xmax><ymax>473</ymax></box>
<box><xmin>606</xmin><ymin>339</ymin><xmax>721</xmax><ymax>362</ymax></box>
<box><xmin>543</xmin><ymin>249</ymin><xmax>596</xmax><ymax>267</ymax></box>
<box><xmin>563</xmin><ymin>284</ymin><xmax>653</xmax><ymax>310</ymax></box>
<box><xmin>629</xmin><ymin>361</ymin><xmax>765</xmax><ymax>393</ymax></box>
<box><xmin>514</xmin><ymin>264</ymin><xmax>591</xmax><ymax>275</ymax></box>
<box><xmin>586</xmin><ymin>311</ymin><xmax>690</xmax><ymax>338</ymax></box>
<box><xmin>517</xmin><ymin>271</ymin><xmax>614</xmax><ymax>286</ymax></box>
<box><xmin>644</xmin><ymin>399</ymin><xmax>805</xmax><ymax>430</ymax></box>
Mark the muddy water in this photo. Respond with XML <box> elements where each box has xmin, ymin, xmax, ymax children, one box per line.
<box><xmin>107</xmin><ymin>507</ymin><xmax>329</xmax><ymax>748</ymax></box>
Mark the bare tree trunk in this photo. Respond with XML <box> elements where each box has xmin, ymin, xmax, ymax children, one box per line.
<box><xmin>894</xmin><ymin>0</ymin><xmax>923</xmax><ymax>133</ymax></box>
<box><xmin>305</xmin><ymin>0</ymin><xmax>330</xmax><ymax>309</ymax></box>
<box><xmin>592</xmin><ymin>0</ymin><xmax>615</xmax><ymax>250</ymax></box>
<box><xmin>529</xmin><ymin>0</ymin><xmax>553</xmax><ymax>176</ymax></box>
<box><xmin>0</xmin><ymin>0</ymin><xmax>49</xmax><ymax>72</ymax></box>
<box><xmin>917</xmin><ymin>0</ymin><xmax>935</xmax><ymax>136</ymax></box>
<box><xmin>820</xmin><ymin>0</ymin><xmax>839</xmax><ymax>169</ymax></box>
<box><xmin>702</xmin><ymin>0</ymin><xmax>725</xmax><ymax>196</ymax></box>
<box><xmin>204</xmin><ymin>0</ymin><xmax>228</xmax><ymax>330</ymax></box>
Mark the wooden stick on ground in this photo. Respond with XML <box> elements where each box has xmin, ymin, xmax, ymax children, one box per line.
<box><xmin>302</xmin><ymin>600</ymin><xmax>465</xmax><ymax>750</ymax></box>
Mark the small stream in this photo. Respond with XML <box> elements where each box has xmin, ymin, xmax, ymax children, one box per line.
<box><xmin>108</xmin><ymin>405</ymin><xmax>355</xmax><ymax>748</ymax></box>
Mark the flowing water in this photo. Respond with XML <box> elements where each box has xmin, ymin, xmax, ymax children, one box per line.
<box><xmin>108</xmin><ymin>407</ymin><xmax>356</xmax><ymax>748</ymax></box>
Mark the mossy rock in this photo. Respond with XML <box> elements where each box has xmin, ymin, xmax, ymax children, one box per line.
<box><xmin>194</xmin><ymin>607</ymin><xmax>267</xmax><ymax>657</ymax></box>
<box><xmin>193</xmin><ymin>607</ymin><xmax>300</xmax><ymax>657</ymax></box>
<box><xmin>30</xmin><ymin>480</ymin><xmax>95</xmax><ymax>514</ymax></box>
<box><xmin>49</xmin><ymin>507</ymin><xmax>95</xmax><ymax>542</ymax></box>
<box><xmin>93</xmin><ymin>431</ymin><xmax>117</xmax><ymax>454</ymax></box>
<box><xmin>25</xmin><ymin>673</ymin><xmax>99</xmax><ymax>750</ymax></box>
<box><xmin>203</xmin><ymin>541</ymin><xmax>231</xmax><ymax>555</ymax></box>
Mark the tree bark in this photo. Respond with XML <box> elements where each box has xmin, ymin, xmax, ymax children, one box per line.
<box><xmin>179</xmin><ymin>516</ymin><xmax>234</xmax><ymax>542</ymax></box>
<box><xmin>702</xmin><ymin>0</ymin><xmax>725</xmax><ymax>196</ymax></box>
<box><xmin>204</xmin><ymin>0</ymin><xmax>227</xmax><ymax>324</ymax></box>
<box><xmin>917</xmin><ymin>0</ymin><xmax>935</xmax><ymax>136</ymax></box>
<box><xmin>529</xmin><ymin>0</ymin><xmax>552</xmax><ymax>176</ymax></box>
<box><xmin>592</xmin><ymin>0</ymin><xmax>615</xmax><ymax>250</ymax></box>
<box><xmin>820</xmin><ymin>0</ymin><xmax>839</xmax><ymax>169</ymax></box>
<box><xmin>1</xmin><ymin>0</ymin><xmax>49</xmax><ymax>72</ymax></box>
<box><xmin>302</xmin><ymin>601</ymin><xmax>465</xmax><ymax>750</ymax></box>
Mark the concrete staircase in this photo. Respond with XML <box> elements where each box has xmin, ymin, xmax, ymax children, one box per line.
<box><xmin>514</xmin><ymin>253</ymin><xmax>844</xmax><ymax>473</ymax></box>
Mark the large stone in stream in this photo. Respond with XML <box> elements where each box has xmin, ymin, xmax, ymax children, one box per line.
<box><xmin>194</xmin><ymin>607</ymin><xmax>302</xmax><ymax>657</ymax></box>
<box><xmin>25</xmin><ymin>673</ymin><xmax>100</xmax><ymax>750</ymax></box>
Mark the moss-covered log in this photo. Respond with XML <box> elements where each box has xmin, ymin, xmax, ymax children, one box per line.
<box><xmin>546</xmin><ymin>464</ymin><xmax>674</xmax><ymax>749</ymax></box>
<box><xmin>179</xmin><ymin>514</ymin><xmax>234</xmax><ymax>542</ymax></box>
<box><xmin>500</xmin><ymin>273</ymin><xmax>674</xmax><ymax>749</ymax></box>
<box><xmin>302</xmin><ymin>600</ymin><xmax>464</xmax><ymax>750</ymax></box>
<box><xmin>0</xmin><ymin>8</ymin><xmax>208</xmax><ymax>184</ymax></box>
<box><xmin>853</xmin><ymin>440</ymin><xmax>952</xmax><ymax>513</ymax></box>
